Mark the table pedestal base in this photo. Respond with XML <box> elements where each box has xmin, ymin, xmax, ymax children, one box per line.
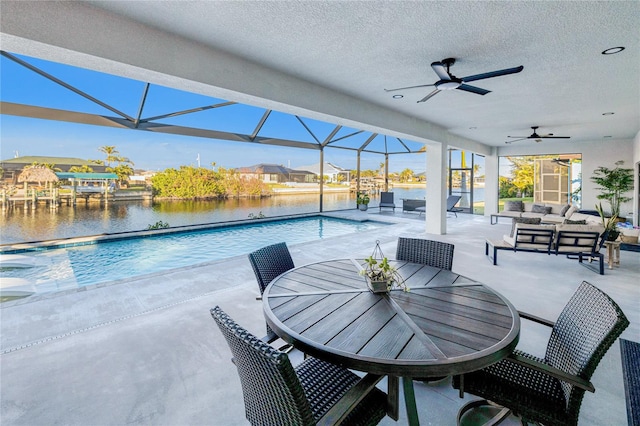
<box><xmin>457</xmin><ymin>399</ymin><xmax>511</xmax><ymax>426</ymax></box>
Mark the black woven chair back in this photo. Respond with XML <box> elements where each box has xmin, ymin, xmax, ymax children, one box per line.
<box><xmin>396</xmin><ymin>237</ymin><xmax>455</xmax><ymax>270</ymax></box>
<box><xmin>248</xmin><ymin>242</ymin><xmax>295</xmax><ymax>294</ymax></box>
<box><xmin>380</xmin><ymin>192</ymin><xmax>394</xmax><ymax>204</ymax></box>
<box><xmin>211</xmin><ymin>306</ymin><xmax>315</xmax><ymax>426</ymax></box>
<box><xmin>546</xmin><ymin>281</ymin><xmax>629</xmax><ymax>413</ymax></box>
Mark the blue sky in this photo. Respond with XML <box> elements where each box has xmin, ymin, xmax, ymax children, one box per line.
<box><xmin>1</xmin><ymin>52</ymin><xmax>428</xmax><ymax>173</ymax></box>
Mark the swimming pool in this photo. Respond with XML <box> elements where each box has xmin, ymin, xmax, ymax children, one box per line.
<box><xmin>0</xmin><ymin>215</ymin><xmax>387</xmax><ymax>292</ymax></box>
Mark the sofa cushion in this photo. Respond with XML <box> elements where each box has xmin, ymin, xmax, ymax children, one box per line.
<box><xmin>564</xmin><ymin>205</ymin><xmax>578</xmax><ymax>219</ymax></box>
<box><xmin>555</xmin><ymin>224</ymin><xmax>605</xmax><ymax>252</ymax></box>
<box><xmin>531</xmin><ymin>204</ymin><xmax>552</xmax><ymax>214</ymax></box>
<box><xmin>568</xmin><ymin>212</ymin><xmax>601</xmax><ymax>225</ymax></box>
<box><xmin>559</xmin><ymin>204</ymin><xmax>571</xmax><ymax>217</ymax></box>
<box><xmin>545</xmin><ymin>203</ymin><xmax>565</xmax><ymax>215</ymax></box>
<box><xmin>521</xmin><ymin>212</ymin><xmax>545</xmax><ymax>219</ymax></box>
<box><xmin>504</xmin><ymin>223</ymin><xmax>556</xmax><ymax>248</ymax></box>
<box><xmin>498</xmin><ymin>211</ymin><xmax>522</xmax><ymax>218</ymax></box>
<box><xmin>504</xmin><ymin>200</ymin><xmax>524</xmax><ymax>212</ymax></box>
<box><xmin>510</xmin><ymin>217</ymin><xmax>542</xmax><ymax>237</ymax></box>
<box><xmin>542</xmin><ymin>215</ymin><xmax>566</xmax><ymax>224</ymax></box>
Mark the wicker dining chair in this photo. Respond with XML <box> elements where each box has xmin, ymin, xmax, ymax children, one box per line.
<box><xmin>211</xmin><ymin>306</ymin><xmax>387</xmax><ymax>426</ymax></box>
<box><xmin>395</xmin><ymin>237</ymin><xmax>455</xmax><ymax>271</ymax></box>
<box><xmin>453</xmin><ymin>281</ymin><xmax>629</xmax><ymax>426</ymax></box>
<box><xmin>248</xmin><ymin>242</ymin><xmax>295</xmax><ymax>343</ymax></box>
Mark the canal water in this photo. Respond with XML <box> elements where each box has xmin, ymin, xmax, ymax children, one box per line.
<box><xmin>1</xmin><ymin>188</ymin><xmax>431</xmax><ymax>244</ymax></box>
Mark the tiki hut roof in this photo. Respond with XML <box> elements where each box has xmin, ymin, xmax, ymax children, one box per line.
<box><xmin>18</xmin><ymin>166</ymin><xmax>60</xmax><ymax>183</ymax></box>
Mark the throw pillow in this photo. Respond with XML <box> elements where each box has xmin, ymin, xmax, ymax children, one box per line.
<box><xmin>511</xmin><ymin>217</ymin><xmax>542</xmax><ymax>237</ymax></box>
<box><xmin>564</xmin><ymin>219</ymin><xmax>587</xmax><ymax>225</ymax></box>
<box><xmin>504</xmin><ymin>200</ymin><xmax>524</xmax><ymax>212</ymax></box>
<box><xmin>559</xmin><ymin>204</ymin><xmax>571</xmax><ymax>217</ymax></box>
<box><xmin>531</xmin><ymin>204</ymin><xmax>552</xmax><ymax>214</ymax></box>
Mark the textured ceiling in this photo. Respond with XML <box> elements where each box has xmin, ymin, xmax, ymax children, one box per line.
<box><xmin>3</xmin><ymin>1</ymin><xmax>640</xmax><ymax>149</ymax></box>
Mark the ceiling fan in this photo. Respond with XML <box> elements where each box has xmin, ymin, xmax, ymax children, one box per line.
<box><xmin>384</xmin><ymin>58</ymin><xmax>523</xmax><ymax>103</ymax></box>
<box><xmin>505</xmin><ymin>126</ymin><xmax>571</xmax><ymax>144</ymax></box>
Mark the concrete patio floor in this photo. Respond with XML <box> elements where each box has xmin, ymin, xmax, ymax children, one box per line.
<box><xmin>1</xmin><ymin>210</ymin><xmax>638</xmax><ymax>425</ymax></box>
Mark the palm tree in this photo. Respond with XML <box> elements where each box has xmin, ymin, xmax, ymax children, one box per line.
<box><xmin>99</xmin><ymin>146</ymin><xmax>119</xmax><ymax>167</ymax></box>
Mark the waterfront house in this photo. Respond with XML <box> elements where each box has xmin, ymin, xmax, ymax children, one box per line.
<box><xmin>1</xmin><ymin>156</ymin><xmax>107</xmax><ymax>186</ymax></box>
<box><xmin>297</xmin><ymin>162</ymin><xmax>351</xmax><ymax>184</ymax></box>
<box><xmin>236</xmin><ymin>163</ymin><xmax>315</xmax><ymax>184</ymax></box>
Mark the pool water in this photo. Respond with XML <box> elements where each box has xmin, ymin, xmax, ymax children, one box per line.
<box><xmin>1</xmin><ymin>216</ymin><xmax>387</xmax><ymax>292</ymax></box>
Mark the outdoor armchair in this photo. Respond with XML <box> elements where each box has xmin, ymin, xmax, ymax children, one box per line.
<box><xmin>453</xmin><ymin>281</ymin><xmax>629</xmax><ymax>426</ymax></box>
<box><xmin>248</xmin><ymin>242</ymin><xmax>295</xmax><ymax>343</ymax></box>
<box><xmin>211</xmin><ymin>306</ymin><xmax>388</xmax><ymax>426</ymax></box>
<box><xmin>379</xmin><ymin>191</ymin><xmax>396</xmax><ymax>212</ymax></box>
<box><xmin>446</xmin><ymin>195</ymin><xmax>463</xmax><ymax>217</ymax></box>
<box><xmin>396</xmin><ymin>237</ymin><xmax>455</xmax><ymax>271</ymax></box>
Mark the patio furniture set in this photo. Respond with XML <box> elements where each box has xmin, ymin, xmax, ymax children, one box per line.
<box><xmin>486</xmin><ymin>222</ymin><xmax>607</xmax><ymax>274</ymax></box>
<box><xmin>210</xmin><ymin>237</ymin><xmax>630</xmax><ymax>425</ymax></box>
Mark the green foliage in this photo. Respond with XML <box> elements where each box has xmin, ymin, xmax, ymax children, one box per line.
<box><xmin>590</xmin><ymin>160</ymin><xmax>633</xmax><ymax>217</ymax></box>
<box><xmin>248</xmin><ymin>211</ymin><xmax>265</xmax><ymax>219</ymax></box>
<box><xmin>356</xmin><ymin>192</ymin><xmax>370</xmax><ymax>205</ymax></box>
<box><xmin>595</xmin><ymin>202</ymin><xmax>618</xmax><ymax>231</ymax></box>
<box><xmin>499</xmin><ymin>176</ymin><xmax>519</xmax><ymax>198</ymax></box>
<box><xmin>99</xmin><ymin>146</ymin><xmax>119</xmax><ymax>167</ymax></box>
<box><xmin>507</xmin><ymin>156</ymin><xmax>534</xmax><ymax>197</ymax></box>
<box><xmin>151</xmin><ymin>165</ymin><xmax>271</xmax><ymax>198</ymax></box>
<box><xmin>68</xmin><ymin>165</ymin><xmax>94</xmax><ymax>173</ymax></box>
<box><xmin>399</xmin><ymin>168</ymin><xmax>414</xmax><ymax>182</ymax></box>
<box><xmin>108</xmin><ymin>164</ymin><xmax>134</xmax><ymax>184</ymax></box>
<box><xmin>30</xmin><ymin>162</ymin><xmax>62</xmax><ymax>172</ymax></box>
<box><xmin>147</xmin><ymin>221</ymin><xmax>170</xmax><ymax>230</ymax></box>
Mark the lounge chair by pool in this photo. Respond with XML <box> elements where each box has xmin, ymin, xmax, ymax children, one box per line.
<box><xmin>0</xmin><ymin>254</ymin><xmax>37</xmax><ymax>269</ymax></box>
<box><xmin>0</xmin><ymin>277</ymin><xmax>36</xmax><ymax>297</ymax></box>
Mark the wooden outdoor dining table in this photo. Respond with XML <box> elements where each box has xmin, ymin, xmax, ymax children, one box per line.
<box><xmin>263</xmin><ymin>258</ymin><xmax>521</xmax><ymax>425</ymax></box>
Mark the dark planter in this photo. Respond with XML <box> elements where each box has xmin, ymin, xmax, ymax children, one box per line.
<box><xmin>606</xmin><ymin>230</ymin><xmax>620</xmax><ymax>241</ymax></box>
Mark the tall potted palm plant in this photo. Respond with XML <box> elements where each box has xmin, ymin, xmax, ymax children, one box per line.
<box><xmin>590</xmin><ymin>160</ymin><xmax>634</xmax><ymax>218</ymax></box>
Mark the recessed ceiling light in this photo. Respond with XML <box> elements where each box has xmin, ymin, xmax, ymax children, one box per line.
<box><xmin>392</xmin><ymin>94</ymin><xmax>403</xmax><ymax>99</ymax></box>
<box><xmin>469</xmin><ymin>126</ymin><xmax>477</xmax><ymax>130</ymax></box>
<box><xmin>603</xmin><ymin>135</ymin><xmax>612</xmax><ymax>138</ymax></box>
<box><xmin>602</xmin><ymin>112</ymin><xmax>615</xmax><ymax>115</ymax></box>
<box><xmin>602</xmin><ymin>47</ymin><xmax>625</xmax><ymax>55</ymax></box>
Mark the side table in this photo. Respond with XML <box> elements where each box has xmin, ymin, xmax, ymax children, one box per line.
<box><xmin>604</xmin><ymin>240</ymin><xmax>621</xmax><ymax>269</ymax></box>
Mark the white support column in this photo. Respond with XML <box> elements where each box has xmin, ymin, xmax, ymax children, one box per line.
<box><xmin>484</xmin><ymin>148</ymin><xmax>499</xmax><ymax>216</ymax></box>
<box><xmin>425</xmin><ymin>142</ymin><xmax>447</xmax><ymax>234</ymax></box>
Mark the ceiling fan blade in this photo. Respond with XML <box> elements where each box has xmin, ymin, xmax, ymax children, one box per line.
<box><xmin>505</xmin><ymin>138</ymin><xmax>528</xmax><ymax>144</ymax></box>
<box><xmin>417</xmin><ymin>89</ymin><xmax>441</xmax><ymax>103</ymax></box>
<box><xmin>456</xmin><ymin>84</ymin><xmax>490</xmax><ymax>95</ymax></box>
<box><xmin>461</xmin><ymin>65</ymin><xmax>524</xmax><ymax>83</ymax></box>
<box><xmin>431</xmin><ymin>62</ymin><xmax>451</xmax><ymax>80</ymax></box>
<box><xmin>539</xmin><ymin>136</ymin><xmax>571</xmax><ymax>139</ymax></box>
<box><xmin>384</xmin><ymin>83</ymin><xmax>435</xmax><ymax>92</ymax></box>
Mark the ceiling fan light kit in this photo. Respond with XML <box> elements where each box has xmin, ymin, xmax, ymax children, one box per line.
<box><xmin>384</xmin><ymin>57</ymin><xmax>523</xmax><ymax>103</ymax></box>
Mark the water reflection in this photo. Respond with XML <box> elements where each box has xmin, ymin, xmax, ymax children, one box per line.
<box><xmin>1</xmin><ymin>188</ymin><xmax>427</xmax><ymax>244</ymax></box>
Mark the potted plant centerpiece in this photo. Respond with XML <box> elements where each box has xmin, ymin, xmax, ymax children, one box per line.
<box><xmin>360</xmin><ymin>241</ymin><xmax>409</xmax><ymax>293</ymax></box>
<box><xmin>357</xmin><ymin>192</ymin><xmax>370</xmax><ymax>211</ymax></box>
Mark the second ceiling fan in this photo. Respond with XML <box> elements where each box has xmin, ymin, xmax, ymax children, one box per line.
<box><xmin>385</xmin><ymin>58</ymin><xmax>523</xmax><ymax>103</ymax></box>
<box><xmin>505</xmin><ymin>126</ymin><xmax>571</xmax><ymax>144</ymax></box>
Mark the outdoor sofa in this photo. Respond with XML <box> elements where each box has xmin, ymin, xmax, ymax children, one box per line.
<box><xmin>490</xmin><ymin>201</ymin><xmax>600</xmax><ymax>225</ymax></box>
<box><xmin>486</xmin><ymin>221</ymin><xmax>606</xmax><ymax>274</ymax></box>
